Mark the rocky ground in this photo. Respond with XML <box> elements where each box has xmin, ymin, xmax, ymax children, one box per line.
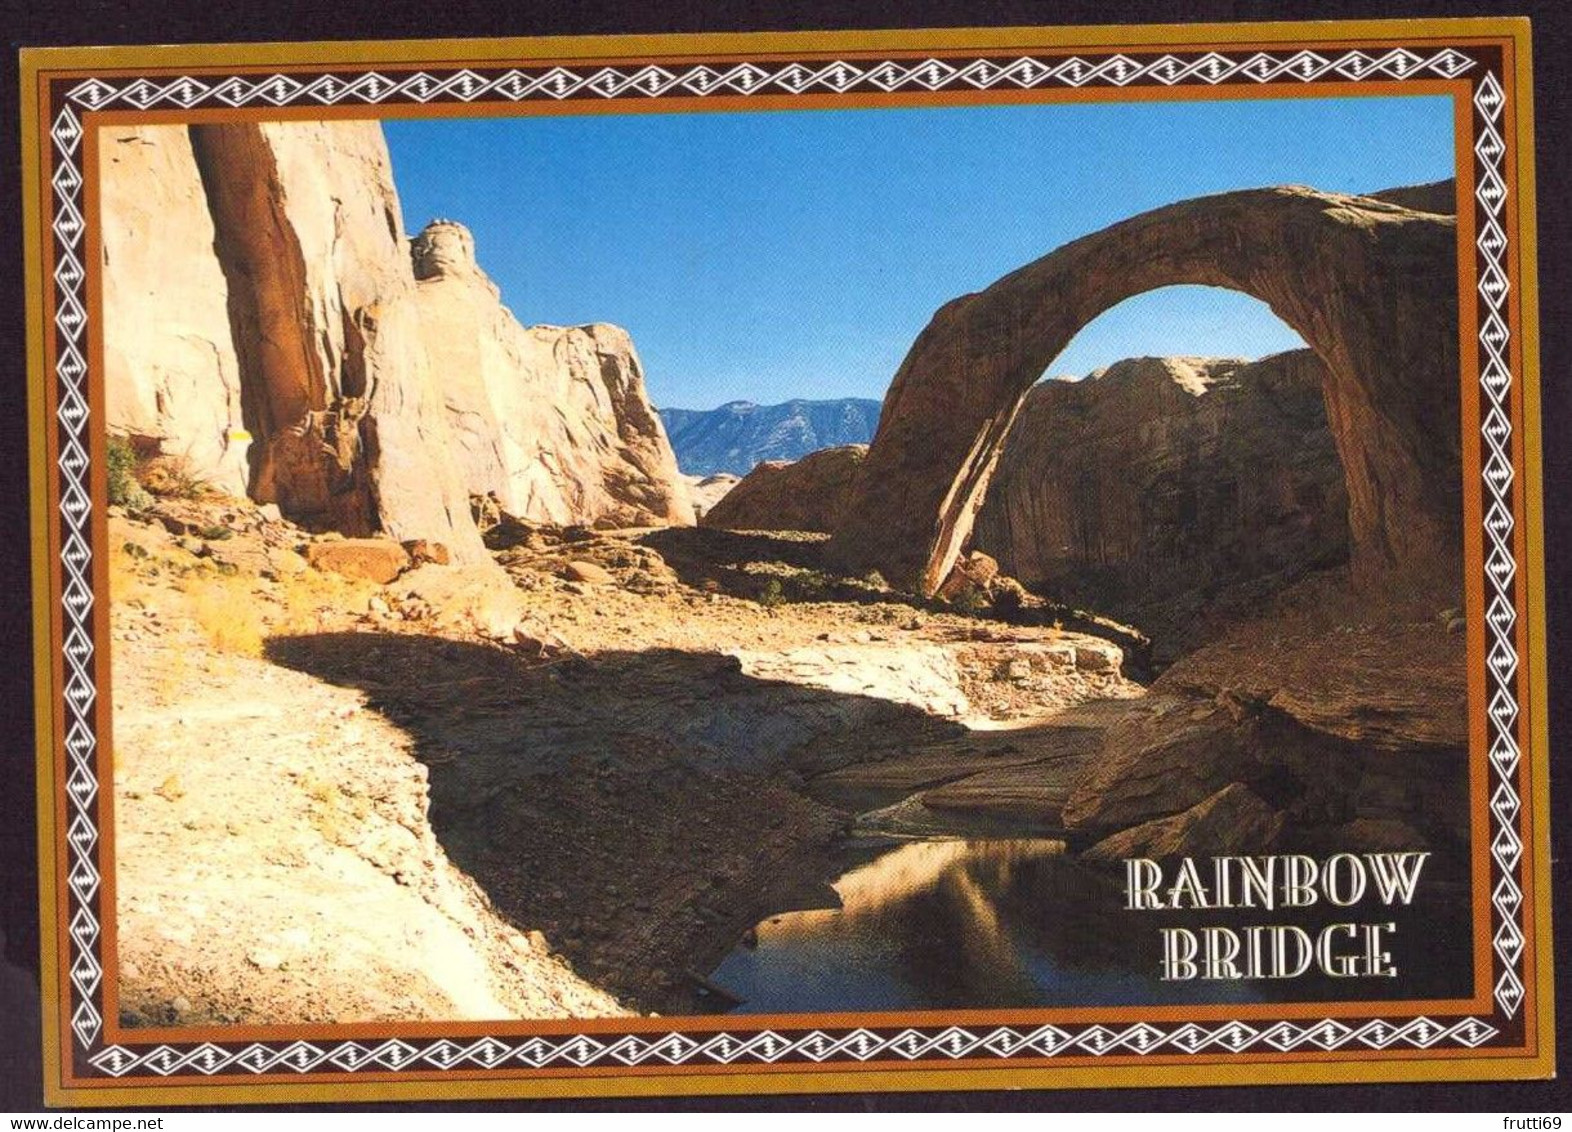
<box><xmin>1062</xmin><ymin>569</ymin><xmax>1469</xmax><ymax>869</ymax></box>
<box><xmin>110</xmin><ymin>507</ymin><xmax>628</xmax><ymax>1025</ymax></box>
<box><xmin>109</xmin><ymin>486</ymin><xmax>1467</xmax><ymax>1023</ymax></box>
<box><xmin>109</xmin><ymin>493</ymin><xmax>1144</xmax><ymax>1022</ymax></box>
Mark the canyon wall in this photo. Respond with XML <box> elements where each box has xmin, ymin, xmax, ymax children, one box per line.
<box><xmin>972</xmin><ymin>351</ymin><xmax>1348</xmax><ymax>650</ymax></box>
<box><xmin>100</xmin><ymin>123</ymin><xmax>689</xmax><ymax>555</ymax></box>
<box><xmin>101</xmin><ymin>126</ymin><xmax>249</xmax><ymax>495</ymax></box>
<box><xmin>188</xmin><ymin>120</ymin><xmax>486</xmax><ymax>560</ymax></box>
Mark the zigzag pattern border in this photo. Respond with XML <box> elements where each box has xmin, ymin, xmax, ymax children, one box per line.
<box><xmin>86</xmin><ymin>1016</ymin><xmax>1501</xmax><ymax>1078</ymax></box>
<box><xmin>48</xmin><ymin>94</ymin><xmax>102</xmax><ymax>1054</ymax></box>
<box><xmin>42</xmin><ymin>41</ymin><xmax>1528</xmax><ymax>1080</ymax></box>
<box><xmin>1471</xmin><ymin>70</ymin><xmax>1528</xmax><ymax>1022</ymax></box>
<box><xmin>60</xmin><ymin>48</ymin><xmax>1479</xmax><ymax>110</ymax></box>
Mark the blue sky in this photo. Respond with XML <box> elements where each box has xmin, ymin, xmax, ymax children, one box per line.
<box><xmin>385</xmin><ymin>94</ymin><xmax>1454</xmax><ymax>410</ymax></box>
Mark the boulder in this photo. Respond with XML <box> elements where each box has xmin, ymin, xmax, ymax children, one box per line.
<box><xmin>402</xmin><ymin>540</ymin><xmax>451</xmax><ymax>567</ymax></box>
<box><xmin>1082</xmin><ymin>782</ymin><xmax>1285</xmax><ymax>864</ymax></box>
<box><xmin>937</xmin><ymin>550</ymin><xmax>999</xmax><ymax>602</ymax></box>
<box><xmin>394</xmin><ymin>561</ymin><xmax>528</xmax><ymax>640</ymax></box>
<box><xmin>700</xmin><ymin>445</ymin><xmax>867</xmax><ymax>533</ymax></box>
<box><xmin>562</xmin><ymin>560</ymin><xmax>614</xmax><ymax>586</ymax></box>
<box><xmin>1060</xmin><ymin>695</ymin><xmax>1270</xmax><ymax>837</ymax></box>
<box><xmin>306</xmin><ymin>539</ymin><xmax>411</xmax><ymax>584</ymax></box>
<box><xmin>411</xmin><ymin>220</ymin><xmax>691</xmax><ymax>529</ymax></box>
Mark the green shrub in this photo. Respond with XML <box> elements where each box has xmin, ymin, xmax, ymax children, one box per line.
<box><xmin>757</xmin><ymin>578</ymin><xmax>785</xmax><ymax>609</ymax></box>
<box><xmin>106</xmin><ymin>436</ymin><xmax>151</xmax><ymax>511</ymax></box>
<box><xmin>950</xmin><ymin>583</ymin><xmax>989</xmax><ymax>617</ymax></box>
<box><xmin>791</xmin><ymin>569</ymin><xmax>833</xmax><ymax>599</ymax></box>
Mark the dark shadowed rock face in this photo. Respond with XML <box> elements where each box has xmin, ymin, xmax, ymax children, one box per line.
<box><xmin>972</xmin><ymin>351</ymin><xmax>1349</xmax><ymax>656</ymax></box>
<box><xmin>660</xmin><ymin>399</ymin><xmax>882</xmax><ymax>476</ymax></box>
<box><xmin>700</xmin><ymin>445</ymin><xmax>869</xmax><ymax>534</ymax></box>
<box><xmin>828</xmin><ymin>183</ymin><xmax>1460</xmax><ymax>601</ymax></box>
<box><xmin>1062</xmin><ymin>684</ymin><xmax>1467</xmax><ymax>857</ymax></box>
<box><xmin>1365</xmin><ymin>180</ymin><xmax>1458</xmax><ymax>213</ymax></box>
<box><xmin>1082</xmin><ymin>782</ymin><xmax>1285</xmax><ymax>865</ymax></box>
<box><xmin>1061</xmin><ymin>573</ymin><xmax>1470</xmax><ymax>858</ymax></box>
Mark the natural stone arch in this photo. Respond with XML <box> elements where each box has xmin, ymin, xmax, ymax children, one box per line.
<box><xmin>826</xmin><ymin>184</ymin><xmax>1461</xmax><ymax>598</ymax></box>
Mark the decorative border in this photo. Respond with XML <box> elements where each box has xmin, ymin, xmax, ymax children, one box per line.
<box><xmin>36</xmin><ymin>35</ymin><xmax>1533</xmax><ymax>1087</ymax></box>
<box><xmin>59</xmin><ymin>46</ymin><xmax>1479</xmax><ymax>109</ymax></box>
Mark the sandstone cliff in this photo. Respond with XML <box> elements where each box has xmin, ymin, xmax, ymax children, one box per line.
<box><xmin>184</xmin><ymin>120</ymin><xmax>486</xmax><ymax>559</ymax></box>
<box><xmin>100</xmin><ymin>123</ymin><xmax>690</xmax><ymax>557</ymax></box>
<box><xmin>972</xmin><ymin>351</ymin><xmax>1348</xmax><ymax>654</ymax></box>
<box><xmin>101</xmin><ymin>126</ymin><xmax>249</xmax><ymax>495</ymax></box>
<box><xmin>700</xmin><ymin>444</ymin><xmax>868</xmax><ymax>533</ymax></box>
<box><xmin>411</xmin><ymin>221</ymin><xmax>691</xmax><ymax>529</ymax></box>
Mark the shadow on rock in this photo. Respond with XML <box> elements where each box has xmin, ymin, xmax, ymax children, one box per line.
<box><xmin>636</xmin><ymin>528</ymin><xmax>1153</xmax><ymax>675</ymax></box>
<box><xmin>636</xmin><ymin>526</ymin><xmax>926</xmax><ymax>610</ymax></box>
<box><xmin>263</xmin><ymin>631</ymin><xmax>963</xmax><ymax>1013</ymax></box>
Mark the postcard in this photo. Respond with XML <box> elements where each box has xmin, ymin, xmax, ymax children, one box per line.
<box><xmin>19</xmin><ymin>17</ymin><xmax>1553</xmax><ymax>1105</ymax></box>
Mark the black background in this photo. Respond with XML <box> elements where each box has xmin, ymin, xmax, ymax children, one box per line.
<box><xmin>1</xmin><ymin>0</ymin><xmax>1567</xmax><ymax>1113</ymax></box>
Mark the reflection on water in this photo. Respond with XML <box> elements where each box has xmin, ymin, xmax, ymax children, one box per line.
<box><xmin>709</xmin><ymin>839</ymin><xmax>1470</xmax><ymax>1014</ymax></box>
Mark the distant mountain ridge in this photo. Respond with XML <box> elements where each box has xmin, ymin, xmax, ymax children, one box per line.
<box><xmin>658</xmin><ymin>397</ymin><xmax>882</xmax><ymax>476</ymax></box>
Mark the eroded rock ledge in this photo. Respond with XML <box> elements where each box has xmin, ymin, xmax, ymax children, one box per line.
<box><xmin>1061</xmin><ymin>574</ymin><xmax>1469</xmax><ymax>862</ymax></box>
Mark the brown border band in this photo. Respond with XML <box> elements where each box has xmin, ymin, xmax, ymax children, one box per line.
<box><xmin>22</xmin><ymin>17</ymin><xmax>1552</xmax><ymax>1105</ymax></box>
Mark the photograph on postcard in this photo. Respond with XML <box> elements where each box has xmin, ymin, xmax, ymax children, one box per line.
<box><xmin>22</xmin><ymin>19</ymin><xmax>1551</xmax><ymax>1102</ymax></box>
